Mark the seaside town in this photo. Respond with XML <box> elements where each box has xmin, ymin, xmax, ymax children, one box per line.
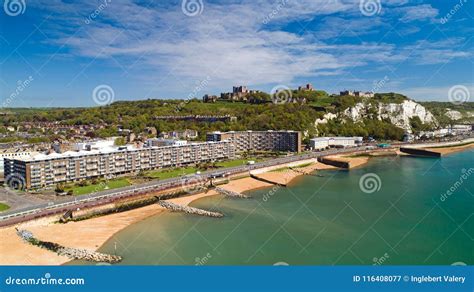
<box><xmin>1</xmin><ymin>2</ymin><xmax>473</xmax><ymax>292</ymax></box>
<box><xmin>1</xmin><ymin>85</ymin><xmax>473</xmax><ymax>193</ymax></box>
<box><xmin>0</xmin><ymin>84</ymin><xmax>473</xmax><ymax>267</ymax></box>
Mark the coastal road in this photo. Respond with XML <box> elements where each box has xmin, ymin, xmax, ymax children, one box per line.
<box><xmin>0</xmin><ymin>145</ymin><xmax>389</xmax><ymax>226</ymax></box>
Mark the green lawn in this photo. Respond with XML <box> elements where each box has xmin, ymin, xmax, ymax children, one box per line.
<box><xmin>66</xmin><ymin>178</ymin><xmax>131</xmax><ymax>196</ymax></box>
<box><xmin>145</xmin><ymin>166</ymin><xmax>198</xmax><ymax>180</ymax></box>
<box><xmin>145</xmin><ymin>158</ymin><xmax>262</xmax><ymax>179</ymax></box>
<box><xmin>0</xmin><ymin>203</ymin><xmax>11</xmax><ymax>212</ymax></box>
<box><xmin>215</xmin><ymin>158</ymin><xmax>262</xmax><ymax>168</ymax></box>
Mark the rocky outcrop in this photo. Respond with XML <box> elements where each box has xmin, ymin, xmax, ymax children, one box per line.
<box><xmin>314</xmin><ymin>112</ymin><xmax>337</xmax><ymax>126</ymax></box>
<box><xmin>339</xmin><ymin>100</ymin><xmax>437</xmax><ymax>132</ymax></box>
<box><xmin>445</xmin><ymin>109</ymin><xmax>463</xmax><ymax>120</ymax></box>
<box><xmin>377</xmin><ymin>100</ymin><xmax>436</xmax><ymax>131</ymax></box>
<box><xmin>16</xmin><ymin>228</ymin><xmax>122</xmax><ymax>263</ymax></box>
<box><xmin>157</xmin><ymin>201</ymin><xmax>224</xmax><ymax>218</ymax></box>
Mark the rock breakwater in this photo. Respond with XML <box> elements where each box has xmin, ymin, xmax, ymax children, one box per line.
<box><xmin>157</xmin><ymin>200</ymin><xmax>224</xmax><ymax>218</ymax></box>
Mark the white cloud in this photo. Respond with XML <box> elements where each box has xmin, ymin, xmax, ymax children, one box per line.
<box><xmin>397</xmin><ymin>4</ymin><xmax>438</xmax><ymax>23</ymax></box>
<box><xmin>27</xmin><ymin>0</ymin><xmax>471</xmax><ymax>97</ymax></box>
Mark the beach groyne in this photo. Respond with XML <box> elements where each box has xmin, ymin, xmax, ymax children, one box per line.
<box><xmin>288</xmin><ymin>166</ymin><xmax>322</xmax><ymax>177</ymax></box>
<box><xmin>400</xmin><ymin>147</ymin><xmax>442</xmax><ymax>157</ymax></box>
<box><xmin>317</xmin><ymin>157</ymin><xmax>349</xmax><ymax>169</ymax></box>
<box><xmin>214</xmin><ymin>187</ymin><xmax>250</xmax><ymax>198</ymax></box>
<box><xmin>250</xmin><ymin>173</ymin><xmax>287</xmax><ymax>186</ymax></box>
<box><xmin>16</xmin><ymin>229</ymin><xmax>122</xmax><ymax>263</ymax></box>
<box><xmin>157</xmin><ymin>200</ymin><xmax>224</xmax><ymax>218</ymax></box>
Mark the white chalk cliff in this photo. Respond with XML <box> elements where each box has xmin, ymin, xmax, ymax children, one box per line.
<box><xmin>315</xmin><ymin>100</ymin><xmax>437</xmax><ymax>132</ymax></box>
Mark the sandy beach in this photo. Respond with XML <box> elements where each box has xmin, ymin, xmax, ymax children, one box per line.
<box><xmin>0</xmin><ymin>191</ymin><xmax>219</xmax><ymax>266</ymax></box>
<box><xmin>323</xmin><ymin>154</ymin><xmax>370</xmax><ymax>169</ymax></box>
<box><xmin>424</xmin><ymin>142</ymin><xmax>474</xmax><ymax>155</ymax></box>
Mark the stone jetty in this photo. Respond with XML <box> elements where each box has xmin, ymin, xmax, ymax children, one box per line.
<box><xmin>16</xmin><ymin>228</ymin><xmax>122</xmax><ymax>263</ymax></box>
<box><xmin>157</xmin><ymin>200</ymin><xmax>224</xmax><ymax>218</ymax></box>
<box><xmin>214</xmin><ymin>187</ymin><xmax>250</xmax><ymax>198</ymax></box>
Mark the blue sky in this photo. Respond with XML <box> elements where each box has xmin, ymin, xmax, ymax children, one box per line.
<box><xmin>0</xmin><ymin>0</ymin><xmax>473</xmax><ymax>107</ymax></box>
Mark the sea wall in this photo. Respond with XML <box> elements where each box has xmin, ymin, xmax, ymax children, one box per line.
<box><xmin>250</xmin><ymin>173</ymin><xmax>287</xmax><ymax>186</ymax></box>
<box><xmin>405</xmin><ymin>138</ymin><xmax>474</xmax><ymax>149</ymax></box>
<box><xmin>317</xmin><ymin>157</ymin><xmax>349</xmax><ymax>169</ymax></box>
<box><xmin>399</xmin><ymin>147</ymin><xmax>442</xmax><ymax>157</ymax></box>
<box><xmin>250</xmin><ymin>158</ymin><xmax>318</xmax><ymax>175</ymax></box>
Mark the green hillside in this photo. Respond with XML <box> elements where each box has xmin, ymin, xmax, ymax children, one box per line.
<box><xmin>1</xmin><ymin>93</ymin><xmax>471</xmax><ymax>142</ymax></box>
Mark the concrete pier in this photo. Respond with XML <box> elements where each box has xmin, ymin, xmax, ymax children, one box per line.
<box><xmin>400</xmin><ymin>147</ymin><xmax>442</xmax><ymax>157</ymax></box>
<box><xmin>317</xmin><ymin>157</ymin><xmax>349</xmax><ymax>169</ymax></box>
<box><xmin>157</xmin><ymin>200</ymin><xmax>224</xmax><ymax>218</ymax></box>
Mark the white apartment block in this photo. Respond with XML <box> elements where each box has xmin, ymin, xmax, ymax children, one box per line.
<box><xmin>206</xmin><ymin>130</ymin><xmax>302</xmax><ymax>153</ymax></box>
<box><xmin>310</xmin><ymin>137</ymin><xmax>363</xmax><ymax>150</ymax></box>
<box><xmin>4</xmin><ymin>141</ymin><xmax>235</xmax><ymax>190</ymax></box>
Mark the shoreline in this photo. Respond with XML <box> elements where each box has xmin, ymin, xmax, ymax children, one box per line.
<box><xmin>0</xmin><ymin>144</ymin><xmax>471</xmax><ymax>265</ymax></box>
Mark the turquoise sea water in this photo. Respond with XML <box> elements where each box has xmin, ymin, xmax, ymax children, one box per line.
<box><xmin>73</xmin><ymin>151</ymin><xmax>474</xmax><ymax>265</ymax></box>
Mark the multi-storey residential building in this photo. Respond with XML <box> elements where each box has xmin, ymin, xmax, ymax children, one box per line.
<box><xmin>0</xmin><ymin>148</ymin><xmax>38</xmax><ymax>170</ymax></box>
<box><xmin>4</xmin><ymin>141</ymin><xmax>235</xmax><ymax>190</ymax></box>
<box><xmin>206</xmin><ymin>130</ymin><xmax>302</xmax><ymax>153</ymax></box>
